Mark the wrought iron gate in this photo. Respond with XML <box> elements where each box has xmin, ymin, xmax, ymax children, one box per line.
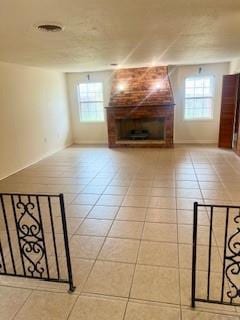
<box><xmin>0</xmin><ymin>193</ymin><xmax>75</xmax><ymax>292</ymax></box>
<box><xmin>192</xmin><ymin>202</ymin><xmax>240</xmax><ymax>307</ymax></box>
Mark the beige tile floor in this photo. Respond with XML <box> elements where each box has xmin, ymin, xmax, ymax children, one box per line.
<box><xmin>0</xmin><ymin>145</ymin><xmax>240</xmax><ymax>319</ymax></box>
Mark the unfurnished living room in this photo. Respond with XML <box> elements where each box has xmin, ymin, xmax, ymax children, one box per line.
<box><xmin>1</xmin><ymin>1</ymin><xmax>240</xmax><ymax>319</ymax></box>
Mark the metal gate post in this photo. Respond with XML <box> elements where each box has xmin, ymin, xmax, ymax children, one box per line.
<box><xmin>59</xmin><ymin>193</ymin><xmax>76</xmax><ymax>293</ymax></box>
<box><xmin>191</xmin><ymin>201</ymin><xmax>198</xmax><ymax>308</ymax></box>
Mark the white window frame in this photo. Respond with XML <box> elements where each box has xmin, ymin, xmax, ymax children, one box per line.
<box><xmin>183</xmin><ymin>75</ymin><xmax>215</xmax><ymax>121</ymax></box>
<box><xmin>77</xmin><ymin>82</ymin><xmax>105</xmax><ymax>123</ymax></box>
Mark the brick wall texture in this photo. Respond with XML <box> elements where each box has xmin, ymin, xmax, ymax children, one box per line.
<box><xmin>109</xmin><ymin>66</ymin><xmax>174</xmax><ymax>107</ymax></box>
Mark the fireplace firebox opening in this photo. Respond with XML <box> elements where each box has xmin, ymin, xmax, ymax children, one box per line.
<box><xmin>116</xmin><ymin>118</ymin><xmax>165</xmax><ymax>141</ymax></box>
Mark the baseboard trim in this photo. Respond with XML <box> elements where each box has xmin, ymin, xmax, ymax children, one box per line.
<box><xmin>174</xmin><ymin>140</ymin><xmax>217</xmax><ymax>144</ymax></box>
<box><xmin>73</xmin><ymin>140</ymin><xmax>108</xmax><ymax>145</ymax></box>
<box><xmin>0</xmin><ymin>141</ymin><xmax>73</xmax><ymax>181</ymax></box>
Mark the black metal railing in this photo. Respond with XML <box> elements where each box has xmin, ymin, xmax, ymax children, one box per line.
<box><xmin>192</xmin><ymin>202</ymin><xmax>240</xmax><ymax>307</ymax></box>
<box><xmin>0</xmin><ymin>193</ymin><xmax>75</xmax><ymax>292</ymax></box>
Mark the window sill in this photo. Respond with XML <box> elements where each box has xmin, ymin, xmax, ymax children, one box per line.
<box><xmin>80</xmin><ymin>121</ymin><xmax>105</xmax><ymax>124</ymax></box>
<box><xmin>183</xmin><ymin>118</ymin><xmax>214</xmax><ymax>122</ymax></box>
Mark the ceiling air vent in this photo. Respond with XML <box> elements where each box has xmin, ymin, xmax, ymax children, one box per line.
<box><xmin>37</xmin><ymin>24</ymin><xmax>63</xmax><ymax>32</ymax></box>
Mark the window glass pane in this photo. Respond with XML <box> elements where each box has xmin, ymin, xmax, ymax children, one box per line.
<box><xmin>78</xmin><ymin>82</ymin><xmax>104</xmax><ymax>122</ymax></box>
<box><xmin>80</xmin><ymin>93</ymin><xmax>88</xmax><ymax>102</ymax></box>
<box><xmin>185</xmin><ymin>88</ymin><xmax>194</xmax><ymax>98</ymax></box>
<box><xmin>186</xmin><ymin>79</ymin><xmax>194</xmax><ymax>88</ymax></box>
<box><xmin>203</xmin><ymin>78</ymin><xmax>211</xmax><ymax>87</ymax></box>
<box><xmin>203</xmin><ymin>87</ymin><xmax>211</xmax><ymax>97</ymax></box>
<box><xmin>195</xmin><ymin>87</ymin><xmax>204</xmax><ymax>97</ymax></box>
<box><xmin>79</xmin><ymin>83</ymin><xmax>87</xmax><ymax>92</ymax></box>
<box><xmin>195</xmin><ymin>78</ymin><xmax>204</xmax><ymax>87</ymax></box>
<box><xmin>184</xmin><ymin>76</ymin><xmax>214</xmax><ymax>120</ymax></box>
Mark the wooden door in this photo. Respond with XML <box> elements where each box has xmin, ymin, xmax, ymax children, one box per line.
<box><xmin>233</xmin><ymin>87</ymin><xmax>240</xmax><ymax>155</ymax></box>
<box><xmin>218</xmin><ymin>74</ymin><xmax>239</xmax><ymax>148</ymax></box>
<box><xmin>233</xmin><ymin>93</ymin><xmax>240</xmax><ymax>151</ymax></box>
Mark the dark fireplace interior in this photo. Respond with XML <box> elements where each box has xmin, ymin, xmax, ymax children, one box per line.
<box><xmin>116</xmin><ymin>118</ymin><xmax>165</xmax><ymax>141</ymax></box>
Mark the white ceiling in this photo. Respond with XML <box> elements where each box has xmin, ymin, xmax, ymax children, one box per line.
<box><xmin>0</xmin><ymin>0</ymin><xmax>239</xmax><ymax>72</ymax></box>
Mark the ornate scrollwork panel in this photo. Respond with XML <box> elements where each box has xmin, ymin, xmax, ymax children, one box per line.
<box><xmin>14</xmin><ymin>197</ymin><xmax>46</xmax><ymax>277</ymax></box>
<box><xmin>225</xmin><ymin>210</ymin><xmax>240</xmax><ymax>301</ymax></box>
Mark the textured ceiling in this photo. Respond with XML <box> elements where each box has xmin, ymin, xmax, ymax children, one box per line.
<box><xmin>0</xmin><ymin>0</ymin><xmax>239</xmax><ymax>71</ymax></box>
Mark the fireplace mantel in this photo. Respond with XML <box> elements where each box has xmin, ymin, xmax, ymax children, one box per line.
<box><xmin>106</xmin><ymin>104</ymin><xmax>174</xmax><ymax>110</ymax></box>
<box><xmin>105</xmin><ymin>104</ymin><xmax>174</xmax><ymax>148</ymax></box>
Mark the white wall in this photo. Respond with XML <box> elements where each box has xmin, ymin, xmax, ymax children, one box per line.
<box><xmin>0</xmin><ymin>61</ymin><xmax>72</xmax><ymax>180</ymax></box>
<box><xmin>169</xmin><ymin>62</ymin><xmax>229</xmax><ymax>144</ymax></box>
<box><xmin>66</xmin><ymin>71</ymin><xmax>113</xmax><ymax>144</ymax></box>
<box><xmin>229</xmin><ymin>59</ymin><xmax>240</xmax><ymax>74</ymax></box>
<box><xmin>66</xmin><ymin>63</ymin><xmax>229</xmax><ymax>145</ymax></box>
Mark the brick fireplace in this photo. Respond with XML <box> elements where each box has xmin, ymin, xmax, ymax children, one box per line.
<box><xmin>106</xmin><ymin>66</ymin><xmax>175</xmax><ymax>147</ymax></box>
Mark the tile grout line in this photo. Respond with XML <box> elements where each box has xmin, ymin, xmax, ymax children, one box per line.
<box><xmin>174</xmin><ymin>152</ymin><xmax>183</xmax><ymax>320</ymax></box>
<box><xmin>190</xmin><ymin>149</ymin><xmax>210</xmax><ymax>316</ymax></box>
<box><xmin>57</xmin><ymin>162</ymin><xmax>118</xmax><ymax>320</ymax></box>
<box><xmin>11</xmin><ymin>288</ymin><xmax>34</xmax><ymax>319</ymax></box>
<box><xmin>190</xmin><ymin>151</ymin><xmax>234</xmax><ymax>314</ymax></box>
<box><xmin>65</xmin><ymin>234</ymin><xmax>115</xmax><ymax>319</ymax></box>
<box><xmin>66</xmin><ymin>180</ymin><xmax>123</xmax><ymax>320</ymax></box>
<box><xmin>121</xmin><ymin>150</ymin><xmax>151</xmax><ymax>320</ymax></box>
<box><xmin>2</xmin><ymin>147</ymin><xmax>240</xmax><ymax>319</ymax></box>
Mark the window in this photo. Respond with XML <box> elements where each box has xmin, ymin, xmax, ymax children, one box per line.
<box><xmin>78</xmin><ymin>82</ymin><xmax>104</xmax><ymax>122</ymax></box>
<box><xmin>184</xmin><ymin>76</ymin><xmax>214</xmax><ymax>120</ymax></box>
